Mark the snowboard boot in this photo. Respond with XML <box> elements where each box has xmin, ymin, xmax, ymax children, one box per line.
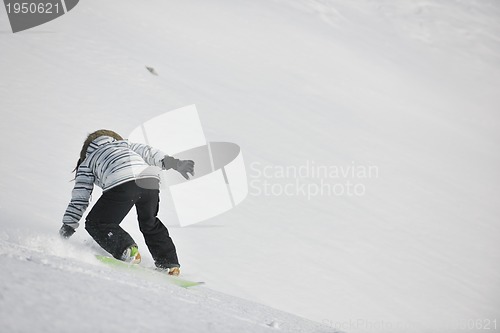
<box><xmin>121</xmin><ymin>245</ymin><xmax>141</xmax><ymax>264</ymax></box>
<box><xmin>155</xmin><ymin>266</ymin><xmax>181</xmax><ymax>276</ymax></box>
<box><xmin>168</xmin><ymin>267</ymin><xmax>180</xmax><ymax>276</ymax></box>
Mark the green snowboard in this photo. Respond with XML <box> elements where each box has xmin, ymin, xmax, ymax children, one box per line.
<box><xmin>95</xmin><ymin>254</ymin><xmax>204</xmax><ymax>288</ymax></box>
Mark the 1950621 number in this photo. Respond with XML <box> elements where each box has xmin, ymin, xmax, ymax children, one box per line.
<box><xmin>5</xmin><ymin>2</ymin><xmax>61</xmax><ymax>14</ymax></box>
<box><xmin>456</xmin><ymin>319</ymin><xmax>497</xmax><ymax>330</ymax></box>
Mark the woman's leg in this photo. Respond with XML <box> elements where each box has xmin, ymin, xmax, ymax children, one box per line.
<box><xmin>135</xmin><ymin>187</ymin><xmax>180</xmax><ymax>269</ymax></box>
<box><xmin>85</xmin><ymin>181</ymin><xmax>138</xmax><ymax>259</ymax></box>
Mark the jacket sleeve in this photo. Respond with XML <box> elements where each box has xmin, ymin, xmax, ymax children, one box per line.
<box><xmin>127</xmin><ymin>142</ymin><xmax>167</xmax><ymax>168</ymax></box>
<box><xmin>62</xmin><ymin>167</ymin><xmax>95</xmax><ymax>227</ymax></box>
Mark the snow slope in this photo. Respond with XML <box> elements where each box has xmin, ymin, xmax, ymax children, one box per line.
<box><xmin>0</xmin><ymin>237</ymin><xmax>334</xmax><ymax>332</ymax></box>
<box><xmin>1</xmin><ymin>0</ymin><xmax>499</xmax><ymax>332</ymax></box>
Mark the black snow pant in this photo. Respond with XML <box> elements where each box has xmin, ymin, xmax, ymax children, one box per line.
<box><xmin>85</xmin><ymin>179</ymin><xmax>179</xmax><ymax>269</ymax></box>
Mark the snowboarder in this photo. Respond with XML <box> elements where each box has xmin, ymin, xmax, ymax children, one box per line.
<box><xmin>59</xmin><ymin>129</ymin><xmax>195</xmax><ymax>276</ymax></box>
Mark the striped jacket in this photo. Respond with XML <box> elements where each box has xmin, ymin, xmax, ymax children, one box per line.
<box><xmin>63</xmin><ymin>136</ymin><xmax>167</xmax><ymax>227</ymax></box>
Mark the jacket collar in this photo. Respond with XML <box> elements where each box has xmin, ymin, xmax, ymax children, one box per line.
<box><xmin>86</xmin><ymin>136</ymin><xmax>117</xmax><ymax>157</ymax></box>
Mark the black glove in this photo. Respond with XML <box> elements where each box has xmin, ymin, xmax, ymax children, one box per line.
<box><xmin>163</xmin><ymin>156</ymin><xmax>195</xmax><ymax>180</ymax></box>
<box><xmin>59</xmin><ymin>224</ymin><xmax>76</xmax><ymax>239</ymax></box>
<box><xmin>176</xmin><ymin>160</ymin><xmax>195</xmax><ymax>179</ymax></box>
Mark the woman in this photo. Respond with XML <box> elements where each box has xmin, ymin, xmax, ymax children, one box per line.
<box><xmin>60</xmin><ymin>129</ymin><xmax>194</xmax><ymax>276</ymax></box>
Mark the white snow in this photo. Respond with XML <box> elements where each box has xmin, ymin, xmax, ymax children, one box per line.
<box><xmin>1</xmin><ymin>0</ymin><xmax>499</xmax><ymax>332</ymax></box>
